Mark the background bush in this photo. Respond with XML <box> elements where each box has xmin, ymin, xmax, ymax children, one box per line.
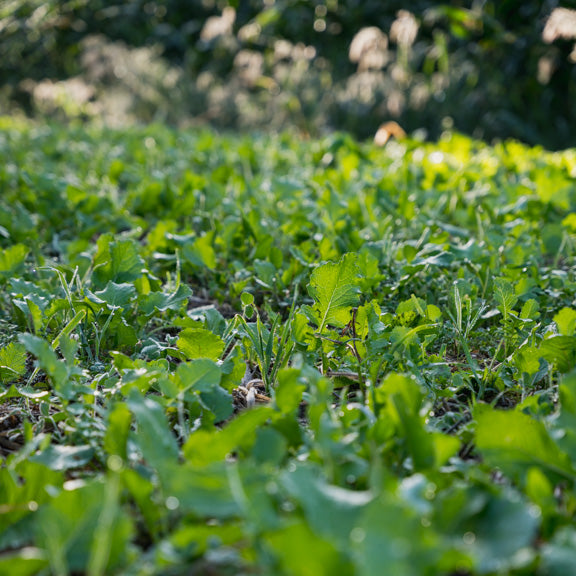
<box><xmin>1</xmin><ymin>0</ymin><xmax>576</xmax><ymax>149</ymax></box>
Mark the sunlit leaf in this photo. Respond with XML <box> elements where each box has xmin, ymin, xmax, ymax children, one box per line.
<box><xmin>554</xmin><ymin>307</ymin><xmax>576</xmax><ymax>337</ymax></box>
<box><xmin>308</xmin><ymin>253</ymin><xmax>361</xmax><ymax>331</ymax></box>
<box><xmin>177</xmin><ymin>327</ymin><xmax>224</xmax><ymax>360</ymax></box>
<box><xmin>493</xmin><ymin>278</ymin><xmax>517</xmax><ymax>318</ymax></box>
<box><xmin>0</xmin><ymin>244</ymin><xmax>28</xmax><ymax>281</ymax></box>
<box><xmin>475</xmin><ymin>405</ymin><xmax>576</xmax><ymax>483</ymax></box>
<box><xmin>0</xmin><ymin>342</ymin><xmax>27</xmax><ymax>384</ymax></box>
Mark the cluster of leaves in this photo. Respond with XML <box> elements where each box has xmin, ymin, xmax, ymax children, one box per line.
<box><xmin>1</xmin><ymin>118</ymin><xmax>576</xmax><ymax>574</ymax></box>
<box><xmin>2</xmin><ymin>1</ymin><xmax>576</xmax><ymax>147</ymax></box>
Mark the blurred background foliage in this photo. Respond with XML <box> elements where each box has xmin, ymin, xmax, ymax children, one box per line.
<box><xmin>1</xmin><ymin>0</ymin><xmax>576</xmax><ymax>149</ymax></box>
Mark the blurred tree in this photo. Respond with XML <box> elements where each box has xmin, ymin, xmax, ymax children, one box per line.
<box><xmin>1</xmin><ymin>0</ymin><xmax>575</xmax><ymax>149</ymax></box>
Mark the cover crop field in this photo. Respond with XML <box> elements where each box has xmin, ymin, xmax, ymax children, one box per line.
<box><xmin>1</xmin><ymin>118</ymin><xmax>576</xmax><ymax>575</ymax></box>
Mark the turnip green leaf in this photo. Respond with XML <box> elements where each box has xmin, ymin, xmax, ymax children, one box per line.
<box><xmin>0</xmin><ymin>342</ymin><xmax>27</xmax><ymax>384</ymax></box>
<box><xmin>475</xmin><ymin>405</ymin><xmax>576</xmax><ymax>483</ymax></box>
<box><xmin>307</xmin><ymin>253</ymin><xmax>361</xmax><ymax>332</ymax></box>
<box><xmin>177</xmin><ymin>327</ymin><xmax>224</xmax><ymax>360</ymax></box>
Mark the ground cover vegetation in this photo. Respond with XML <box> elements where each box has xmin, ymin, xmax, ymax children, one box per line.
<box><xmin>1</xmin><ymin>118</ymin><xmax>576</xmax><ymax>574</ymax></box>
<box><xmin>2</xmin><ymin>1</ymin><xmax>576</xmax><ymax>149</ymax></box>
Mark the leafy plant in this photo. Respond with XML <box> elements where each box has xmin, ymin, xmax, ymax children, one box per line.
<box><xmin>0</xmin><ymin>118</ymin><xmax>576</xmax><ymax>575</ymax></box>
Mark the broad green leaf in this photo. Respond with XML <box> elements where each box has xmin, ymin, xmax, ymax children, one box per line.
<box><xmin>554</xmin><ymin>372</ymin><xmax>576</xmax><ymax>464</ymax></box>
<box><xmin>308</xmin><ymin>253</ymin><xmax>361</xmax><ymax>331</ymax></box>
<box><xmin>19</xmin><ymin>333</ymin><xmax>70</xmax><ymax>395</ymax></box>
<box><xmin>0</xmin><ymin>461</ymin><xmax>63</xmax><ymax>534</ymax></box>
<box><xmin>373</xmin><ymin>373</ymin><xmax>436</xmax><ymax>470</ymax></box>
<box><xmin>35</xmin><ymin>479</ymin><xmax>132</xmax><ymax>575</ymax></box>
<box><xmin>538</xmin><ymin>336</ymin><xmax>576</xmax><ymax>373</ymax></box>
<box><xmin>199</xmin><ymin>385</ymin><xmax>233</xmax><ymax>422</ymax></box>
<box><xmin>104</xmin><ymin>402</ymin><xmax>132</xmax><ymax>460</ymax></box>
<box><xmin>175</xmin><ymin>358</ymin><xmax>222</xmax><ymax>394</ymax></box>
<box><xmin>183</xmin><ymin>407</ymin><xmax>273</xmax><ymax>465</ymax></box>
<box><xmin>0</xmin><ymin>384</ymin><xmax>49</xmax><ymax>401</ymax></box>
<box><xmin>281</xmin><ymin>463</ymin><xmax>373</xmax><ymax>546</ymax></box>
<box><xmin>554</xmin><ymin>307</ymin><xmax>576</xmax><ymax>337</ymax></box>
<box><xmin>183</xmin><ymin>233</ymin><xmax>217</xmax><ymax>269</ymax></box>
<box><xmin>540</xmin><ymin>527</ymin><xmax>576</xmax><ymax>576</ymax></box>
<box><xmin>493</xmin><ymin>278</ymin><xmax>517</xmax><ymax>318</ymax></box>
<box><xmin>252</xmin><ymin>427</ymin><xmax>288</xmax><ymax>465</ymax></box>
<box><xmin>26</xmin><ymin>299</ymin><xmax>44</xmax><ymax>334</ymax></box>
<box><xmin>86</xmin><ymin>282</ymin><xmax>137</xmax><ymax>309</ymax></box>
<box><xmin>433</xmin><ymin>485</ymin><xmax>538</xmax><ymax>574</ymax></box>
<box><xmin>30</xmin><ymin>444</ymin><xmax>94</xmax><ymax>471</ymax></box>
<box><xmin>475</xmin><ymin>405</ymin><xmax>576</xmax><ymax>483</ymax></box>
<box><xmin>525</xmin><ymin>467</ymin><xmax>554</xmax><ymax>509</ymax></box>
<box><xmin>514</xmin><ymin>345</ymin><xmax>542</xmax><ymax>376</ymax></box>
<box><xmin>520</xmin><ymin>298</ymin><xmax>539</xmax><ymax>320</ymax></box>
<box><xmin>177</xmin><ymin>327</ymin><xmax>224</xmax><ymax>360</ymax></box>
<box><xmin>0</xmin><ymin>548</ymin><xmax>48</xmax><ymax>576</ymax></box>
<box><xmin>168</xmin><ymin>523</ymin><xmax>245</xmax><ymax>558</ymax></box>
<box><xmin>274</xmin><ymin>368</ymin><xmax>306</xmax><ymax>414</ymax></box>
<box><xmin>161</xmin><ymin>461</ymin><xmax>240</xmax><ymax>518</ymax></box>
<box><xmin>0</xmin><ymin>342</ymin><xmax>27</xmax><ymax>384</ymax></box>
<box><xmin>127</xmin><ymin>390</ymin><xmax>179</xmax><ymax>469</ymax></box>
<box><xmin>139</xmin><ymin>284</ymin><xmax>192</xmax><ymax>315</ymax></box>
<box><xmin>0</xmin><ymin>244</ymin><xmax>28</xmax><ymax>280</ymax></box>
<box><xmin>265</xmin><ymin>521</ymin><xmax>352</xmax><ymax>576</ymax></box>
<box><xmin>122</xmin><ymin>468</ymin><xmax>160</xmax><ymax>537</ymax></box>
<box><xmin>355</xmin><ymin>493</ymin><xmax>442</xmax><ymax>576</ymax></box>
<box><xmin>92</xmin><ymin>236</ymin><xmax>145</xmax><ymax>288</ymax></box>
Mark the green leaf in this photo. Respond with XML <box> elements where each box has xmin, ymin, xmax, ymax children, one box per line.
<box><xmin>554</xmin><ymin>307</ymin><xmax>576</xmax><ymax>337</ymax></box>
<box><xmin>87</xmin><ymin>282</ymin><xmax>137</xmax><ymax>309</ymax></box>
<box><xmin>433</xmin><ymin>485</ymin><xmax>539</xmax><ymax>574</ymax></box>
<box><xmin>0</xmin><ymin>548</ymin><xmax>48</xmax><ymax>576</ymax></box>
<box><xmin>175</xmin><ymin>358</ymin><xmax>222</xmax><ymax>394</ymax></box>
<box><xmin>0</xmin><ymin>244</ymin><xmax>28</xmax><ymax>281</ymax></box>
<box><xmin>0</xmin><ymin>460</ymin><xmax>63</xmax><ymax>535</ymax></box>
<box><xmin>240</xmin><ymin>292</ymin><xmax>254</xmax><ymax>307</ymax></box>
<box><xmin>183</xmin><ymin>233</ymin><xmax>217</xmax><ymax>269</ymax></box>
<box><xmin>538</xmin><ymin>336</ymin><xmax>576</xmax><ymax>373</ymax></box>
<box><xmin>35</xmin><ymin>479</ymin><xmax>132</xmax><ymax>575</ymax></box>
<box><xmin>540</xmin><ymin>527</ymin><xmax>576</xmax><ymax>576</ymax></box>
<box><xmin>281</xmin><ymin>463</ymin><xmax>373</xmax><ymax>547</ymax></box>
<box><xmin>355</xmin><ymin>494</ymin><xmax>442</xmax><ymax>576</ymax></box>
<box><xmin>274</xmin><ymin>368</ymin><xmax>306</xmax><ymax>414</ymax></box>
<box><xmin>373</xmin><ymin>373</ymin><xmax>436</xmax><ymax>470</ymax></box>
<box><xmin>514</xmin><ymin>345</ymin><xmax>542</xmax><ymax>376</ymax></box>
<box><xmin>265</xmin><ymin>521</ymin><xmax>351</xmax><ymax>576</ymax></box>
<box><xmin>308</xmin><ymin>253</ymin><xmax>361</xmax><ymax>331</ymax></box>
<box><xmin>252</xmin><ymin>427</ymin><xmax>287</xmax><ymax>465</ymax></box>
<box><xmin>475</xmin><ymin>405</ymin><xmax>576</xmax><ymax>483</ymax></box>
<box><xmin>139</xmin><ymin>284</ymin><xmax>192</xmax><ymax>315</ymax></box>
<box><xmin>493</xmin><ymin>278</ymin><xmax>517</xmax><ymax>318</ymax></box>
<box><xmin>161</xmin><ymin>461</ymin><xmax>240</xmax><ymax>518</ymax></box>
<box><xmin>520</xmin><ymin>298</ymin><xmax>539</xmax><ymax>321</ymax></box>
<box><xmin>19</xmin><ymin>333</ymin><xmax>70</xmax><ymax>395</ymax></box>
<box><xmin>122</xmin><ymin>467</ymin><xmax>161</xmax><ymax>537</ymax></box>
<box><xmin>0</xmin><ymin>342</ymin><xmax>27</xmax><ymax>384</ymax></box>
<box><xmin>104</xmin><ymin>403</ymin><xmax>132</xmax><ymax>460</ymax></box>
<box><xmin>177</xmin><ymin>327</ymin><xmax>225</xmax><ymax>360</ymax></box>
<box><xmin>199</xmin><ymin>385</ymin><xmax>233</xmax><ymax>423</ymax></box>
<box><xmin>30</xmin><ymin>444</ymin><xmax>94</xmax><ymax>471</ymax></box>
<box><xmin>126</xmin><ymin>389</ymin><xmax>179</xmax><ymax>470</ymax></box>
<box><xmin>184</xmin><ymin>407</ymin><xmax>273</xmax><ymax>465</ymax></box>
<box><xmin>554</xmin><ymin>372</ymin><xmax>576</xmax><ymax>464</ymax></box>
<box><xmin>92</xmin><ymin>236</ymin><xmax>145</xmax><ymax>288</ymax></box>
